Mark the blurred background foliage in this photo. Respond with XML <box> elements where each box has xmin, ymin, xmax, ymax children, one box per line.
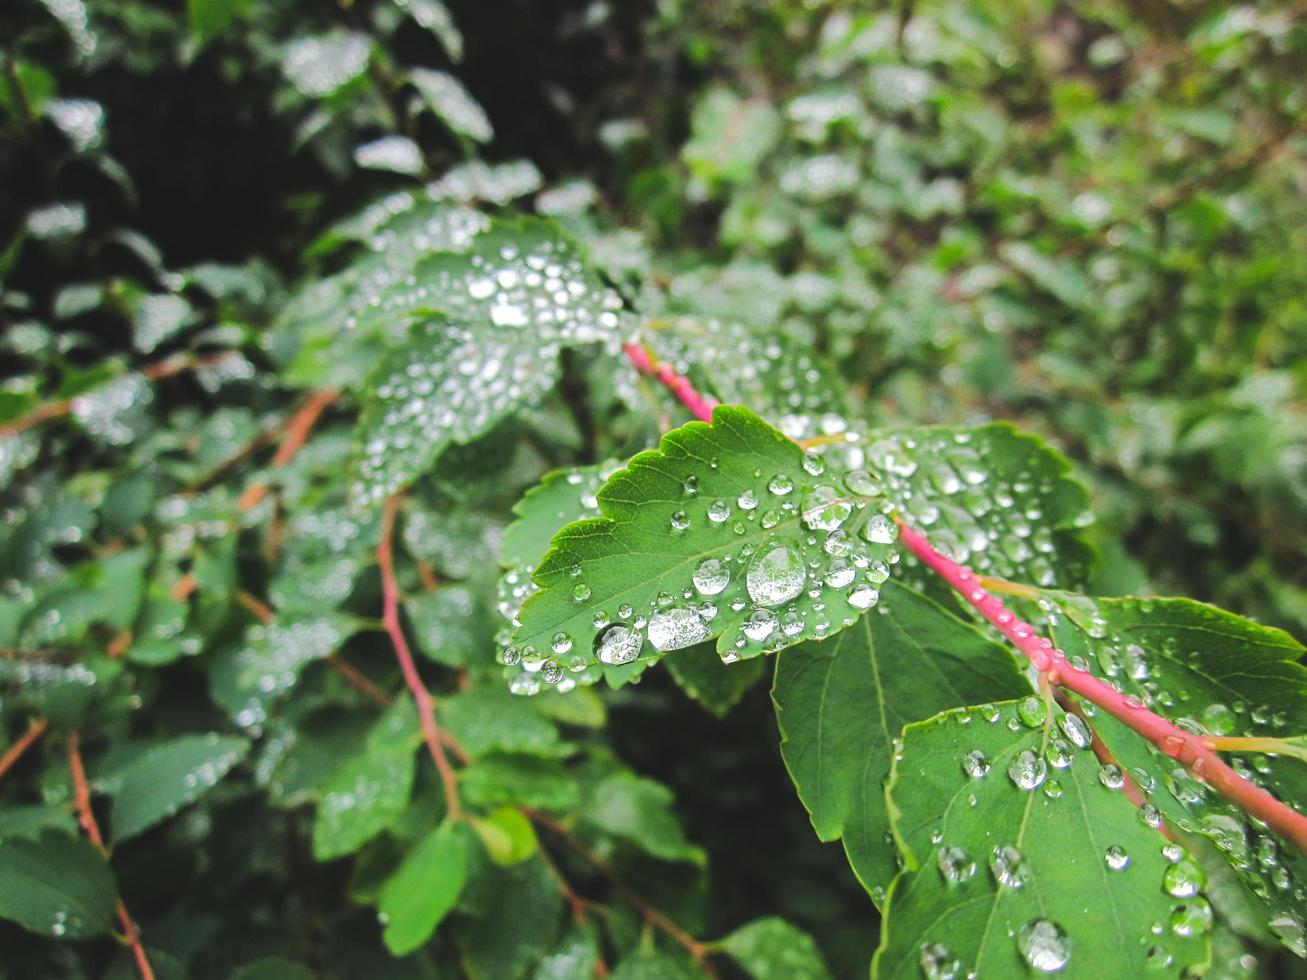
<box><xmin>1</xmin><ymin>0</ymin><xmax>1305</xmax><ymax>976</ymax></box>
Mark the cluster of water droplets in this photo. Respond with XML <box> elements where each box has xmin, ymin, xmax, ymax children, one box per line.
<box><xmin>70</xmin><ymin>375</ymin><xmax>153</xmax><ymax>446</ymax></box>
<box><xmin>223</xmin><ymin>618</ymin><xmax>349</xmax><ymax>733</ymax></box>
<box><xmin>409</xmin><ymin>68</ymin><xmax>493</xmax><ymax>143</ymax></box>
<box><xmin>281</xmin><ymin>31</ymin><xmax>371</xmax><ymax>98</ymax></box>
<box><xmin>502</xmin><ymin>446</ymin><xmax>903</xmax><ymax>694</ymax></box>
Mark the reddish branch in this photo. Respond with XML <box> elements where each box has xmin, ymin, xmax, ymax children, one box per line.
<box><xmin>627</xmin><ymin>339</ymin><xmax>1307</xmax><ymax>854</ymax></box>
<box><xmin>67</xmin><ymin>731</ymin><xmax>156</xmax><ymax>980</ymax></box>
<box><xmin>897</xmin><ymin>523</ymin><xmax>1307</xmax><ymax>854</ymax></box>
<box><xmin>378</xmin><ymin>495</ymin><xmax>463</xmax><ymax>820</ymax></box>
<box><xmin>237</xmin><ymin>389</ymin><xmax>340</xmax><ymax>511</ymax></box>
<box><xmin>0</xmin><ymin>717</ymin><xmax>48</xmax><ymax>783</ymax></box>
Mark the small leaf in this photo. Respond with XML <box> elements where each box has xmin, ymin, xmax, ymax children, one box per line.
<box><xmin>409</xmin><ymin>68</ymin><xmax>493</xmax><ymax>143</ymax></box>
<box><xmin>470</xmin><ymin>807</ymin><xmax>538</xmax><ymax>866</ymax></box>
<box><xmin>500</xmin><ymin>462</ymin><xmax>613</xmax><ymax>570</ymax></box>
<box><xmin>440</xmin><ymin>689</ymin><xmax>567</xmax><ymax>758</ymax></box>
<box><xmin>378</xmin><ymin>821</ymin><xmax>468</xmax><ymax>956</ymax></box>
<box><xmin>101</xmin><ymin>734</ymin><xmax>249</xmax><ymax>841</ymax></box>
<box><xmin>0</xmin><ymin>832</ymin><xmax>118</xmax><ymax>938</ymax></box>
<box><xmin>583</xmin><ymin>772</ymin><xmax>705</xmax><ymax>865</ymax></box>
<box><xmin>281</xmin><ymin>31</ymin><xmax>372</xmax><ymax>99</ymax></box>
<box><xmin>717</xmin><ymin>916</ymin><xmax>832</xmax><ymax>979</ymax></box>
<box><xmin>312</xmin><ymin>744</ymin><xmax>416</xmax><ymax>860</ymax></box>
<box><xmin>666</xmin><ymin>641</ymin><xmax>766</xmax><ymax>717</ymax></box>
<box><xmin>461</xmin><ymin>755</ymin><xmax>580</xmax><ymax>812</ymax></box>
<box><xmin>457</xmin><ymin>856</ymin><xmax>562</xmax><ymax>978</ymax></box>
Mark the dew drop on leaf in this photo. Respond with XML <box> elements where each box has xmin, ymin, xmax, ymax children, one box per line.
<box><xmin>1098</xmin><ymin>764</ymin><xmax>1125</xmax><ymax>790</ymax></box>
<box><xmin>595</xmin><ymin>624</ymin><xmax>642</xmax><ymax>665</ymax></box>
<box><xmin>1162</xmin><ymin>857</ymin><xmax>1206</xmax><ymax>898</ymax></box>
<box><xmin>1017</xmin><ymin>695</ymin><xmax>1047</xmax><ymax>728</ymax></box>
<box><xmin>847</xmin><ymin>583</ymin><xmax>878</xmax><ymax>610</ymax></box>
<box><xmin>707</xmin><ymin>499</ymin><xmax>731</xmax><ymax>523</ymax></box>
<box><xmin>1017</xmin><ymin>919</ymin><xmax>1070</xmax><ymax>973</ymax></box>
<box><xmin>861</xmin><ymin>513</ymin><xmax>898</xmax><ymax>544</ymax></box>
<box><xmin>801</xmin><ymin>485</ymin><xmax>852</xmax><ymax>531</ymax></box>
<box><xmin>692</xmin><ymin>557</ymin><xmax>731</xmax><ymax>596</ymax></box>
<box><xmin>647</xmin><ymin>606</ymin><xmax>710</xmax><ymax>652</ymax></box>
<box><xmin>742</xmin><ymin>608</ymin><xmax>777</xmax><ymax>642</ymax></box>
<box><xmin>746</xmin><ymin>542</ymin><xmax>805</xmax><ymax>607</ymax></box>
<box><xmin>1008</xmin><ymin>750</ymin><xmax>1047</xmax><ymax>791</ymax></box>
<box><xmin>1170</xmin><ymin>898</ymin><xmax>1212</xmax><ymax>937</ymax></box>
<box><xmin>937</xmin><ymin>846</ymin><xmax>975</xmax><ymax>883</ymax></box>
<box><xmin>767</xmin><ymin>473</ymin><xmax>794</xmax><ymax>495</ymax></box>
<box><xmin>1104</xmin><ymin>845</ymin><xmax>1129</xmax><ymax>871</ymax></box>
<box><xmin>989</xmin><ymin>844</ymin><xmax>1027</xmax><ymax>888</ymax></box>
<box><xmin>962</xmin><ymin>750</ymin><xmax>990</xmax><ymax>779</ymax></box>
<box><xmin>1059</xmin><ymin>713</ymin><xmax>1092</xmax><ymax>748</ymax></box>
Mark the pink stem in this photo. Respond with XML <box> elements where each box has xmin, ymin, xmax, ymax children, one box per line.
<box><xmin>897</xmin><ymin>522</ymin><xmax>1307</xmax><ymax>854</ymax></box>
<box><xmin>623</xmin><ymin>342</ymin><xmax>717</xmax><ymax>423</ymax></box>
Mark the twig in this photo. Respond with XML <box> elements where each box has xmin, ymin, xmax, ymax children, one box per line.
<box><xmin>328</xmin><ymin>655</ymin><xmax>392</xmax><ymax>707</ymax></box>
<box><xmin>68</xmin><ymin>731</ymin><xmax>156</xmax><ymax>980</ymax></box>
<box><xmin>897</xmin><ymin>522</ymin><xmax>1307</xmax><ymax>853</ymax></box>
<box><xmin>0</xmin><ymin>717</ymin><xmax>48</xmax><ymax>783</ymax></box>
<box><xmin>528</xmin><ymin>809</ymin><xmax>717</xmax><ymax>976</ymax></box>
<box><xmin>237</xmin><ymin>389</ymin><xmax>340</xmax><ymax>511</ymax></box>
<box><xmin>378</xmin><ymin>495</ymin><xmax>463</xmax><ymax>820</ymax></box>
<box><xmin>235</xmin><ymin>590</ymin><xmax>276</xmax><ymax>625</ymax></box>
<box><xmin>622</xmin><ymin>343</ymin><xmax>717</xmax><ymax>424</ymax></box>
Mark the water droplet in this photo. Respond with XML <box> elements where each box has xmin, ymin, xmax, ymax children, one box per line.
<box><xmin>1018</xmin><ymin>919</ymin><xmax>1070</xmax><ymax>973</ymax></box>
<box><xmin>1104</xmin><ymin>845</ymin><xmax>1129</xmax><ymax>871</ymax></box>
<box><xmin>1046</xmin><ymin>738</ymin><xmax>1074</xmax><ymax>769</ymax></box>
<box><xmin>861</xmin><ymin>513</ymin><xmax>898</xmax><ymax>544</ymax></box>
<box><xmin>1270</xmin><ymin>914</ymin><xmax>1307</xmax><ymax>956</ymax></box>
<box><xmin>1099</xmin><ymin>764</ymin><xmax>1125</xmax><ymax>790</ymax></box>
<box><xmin>845</xmin><ymin>469</ymin><xmax>882</xmax><ymax>496</ymax></box>
<box><xmin>742</xmin><ymin>608</ymin><xmax>778</xmax><ymax>642</ymax></box>
<box><xmin>802</xmin><ymin>451</ymin><xmax>826</xmax><ymax>476</ymax></box>
<box><xmin>693</xmin><ymin>558</ymin><xmax>731</xmax><ymax>596</ymax></box>
<box><xmin>990</xmin><ymin>845</ymin><xmax>1027</xmax><ymax>888</ymax></box>
<box><xmin>669</xmin><ymin>510</ymin><xmax>690</xmax><ymax>531</ymax></box>
<box><xmin>1009</xmin><ymin>750</ymin><xmax>1048</xmax><ymax>791</ymax></box>
<box><xmin>1170</xmin><ymin>898</ymin><xmax>1212</xmax><ymax>937</ymax></box>
<box><xmin>746</xmin><ymin>542</ymin><xmax>805</xmax><ymax>607</ymax></box>
<box><xmin>500</xmin><ymin>646</ymin><xmax>521</xmax><ymax>666</ymax></box>
<box><xmin>682</xmin><ymin>475</ymin><xmax>699</xmax><ymax>496</ymax></box>
<box><xmin>572</xmin><ymin>583</ymin><xmax>591</xmax><ymax>601</ymax></box>
<box><xmin>824</xmin><ymin>558</ymin><xmax>855</xmax><ymax>588</ymax></box>
<box><xmin>1140</xmin><ymin>803</ymin><xmax>1163</xmax><ymax>829</ymax></box>
<box><xmin>938</xmin><ymin>846</ymin><xmax>976</xmax><ymax>883</ymax></box>
<box><xmin>541</xmin><ymin>661</ymin><xmax>564</xmax><ymax>685</ymax></box>
<box><xmin>1163</xmin><ymin>857</ymin><xmax>1206</xmax><ymax>898</ymax></box>
<box><xmin>1059</xmin><ymin>713</ymin><xmax>1092</xmax><ymax>749</ymax></box>
<box><xmin>1144</xmin><ymin>945</ymin><xmax>1172</xmax><ymax>970</ymax></box>
<box><xmin>737</xmin><ymin>490</ymin><xmax>759</xmax><ymax>511</ymax></box>
<box><xmin>918</xmin><ymin>943</ymin><xmax>961</xmax><ymax>980</ymax></box>
<box><xmin>647</xmin><ymin>606</ymin><xmax>710</xmax><ymax>652</ymax></box>
<box><xmin>847</xmin><ymin>584</ymin><xmax>879</xmax><ymax>610</ymax></box>
<box><xmin>962</xmin><ymin>750</ymin><xmax>990</xmax><ymax>779</ymax></box>
<box><xmin>595</xmin><ymin>625</ymin><xmax>642</xmax><ymax>665</ymax></box>
<box><xmin>801</xmin><ymin>485</ymin><xmax>852</xmax><ymax>531</ymax></box>
<box><xmin>767</xmin><ymin>473</ymin><xmax>794</xmax><ymax>495</ymax></box>
<box><xmin>552</xmin><ymin>632</ymin><xmax>573</xmax><ymax>655</ymax></box>
<box><xmin>707</xmin><ymin>499</ymin><xmax>731</xmax><ymax>523</ymax></box>
<box><xmin>1042</xmin><ymin>779</ymin><xmax>1063</xmax><ymax>799</ymax></box>
<box><xmin>1018</xmin><ymin>696</ymin><xmax>1047</xmax><ymax>728</ymax></box>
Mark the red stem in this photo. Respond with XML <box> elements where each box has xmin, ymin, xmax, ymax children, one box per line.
<box><xmin>68</xmin><ymin>731</ymin><xmax>156</xmax><ymax>980</ymax></box>
<box><xmin>378</xmin><ymin>495</ymin><xmax>463</xmax><ymax>821</ymax></box>
<box><xmin>897</xmin><ymin>522</ymin><xmax>1307</xmax><ymax>854</ymax></box>
<box><xmin>0</xmin><ymin>717</ymin><xmax>48</xmax><ymax>783</ymax></box>
<box><xmin>622</xmin><ymin>343</ymin><xmax>717</xmax><ymax>423</ymax></box>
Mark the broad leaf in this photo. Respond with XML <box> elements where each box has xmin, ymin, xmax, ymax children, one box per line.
<box><xmin>440</xmin><ymin>689</ymin><xmax>568</xmax><ymax>759</ymax></box>
<box><xmin>469</xmin><ymin>806</ymin><xmax>538</xmax><ymax>866</ymax></box>
<box><xmin>874</xmin><ymin>699</ymin><xmax>1209</xmax><ymax>978</ymax></box>
<box><xmin>500</xmin><ymin>462</ymin><xmax>614</xmax><ymax>570</ymax></box>
<box><xmin>582</xmin><ymin>772</ymin><xmax>705</xmax><ymax>865</ymax></box>
<box><xmin>457</xmin><ymin>856</ymin><xmax>562</xmax><ymax>978</ymax></box>
<box><xmin>100</xmin><ymin>734</ymin><xmax>250</xmax><ymax>841</ymax></box>
<box><xmin>774</xmin><ymin>582</ymin><xmax>1028</xmax><ymax>900</ymax></box>
<box><xmin>509</xmin><ymin>405</ymin><xmax>900</xmax><ymax>690</ymax></box>
<box><xmin>0</xmin><ymin>833</ymin><xmax>118</xmax><ymax>938</ymax></box>
<box><xmin>1041</xmin><ymin>593</ymin><xmax>1307</xmax><ymax>953</ymax></box>
<box><xmin>312</xmin><ymin>743</ymin><xmax>416</xmax><ymax>860</ymax></box>
<box><xmin>666</xmin><ymin>642</ymin><xmax>767</xmax><ymax>717</ymax></box>
<box><xmin>378</xmin><ymin>821</ymin><xmax>469</xmax><ymax>955</ymax></box>
<box><xmin>717</xmin><ymin>916</ymin><xmax>832</xmax><ymax>979</ymax></box>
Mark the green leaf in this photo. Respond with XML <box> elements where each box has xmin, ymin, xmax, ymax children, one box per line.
<box><xmin>391</xmin><ymin>0</ymin><xmax>463</xmax><ymax>61</ymax></box>
<box><xmin>510</xmin><ymin>405</ymin><xmax>900</xmax><ymax>690</ymax></box>
<box><xmin>408</xmin><ymin>586</ymin><xmax>493</xmax><ymax>667</ymax></box>
<box><xmin>350</xmin><ymin>221</ymin><xmax>629</xmax><ymax>507</ymax></box>
<box><xmin>100</xmin><ymin>734</ymin><xmax>249</xmax><ymax>841</ymax></box>
<box><xmin>500</xmin><ymin>462</ymin><xmax>613</xmax><ymax>570</ymax></box>
<box><xmin>532</xmin><ymin>925</ymin><xmax>603</xmax><ymax>980</ymax></box>
<box><xmin>470</xmin><ymin>806</ymin><xmax>538</xmax><ymax>866</ymax></box>
<box><xmin>683</xmin><ymin>88</ymin><xmax>783</xmax><ymax>186</ymax></box>
<box><xmin>461</xmin><ymin>755</ymin><xmax>580</xmax><ymax>811</ymax></box>
<box><xmin>281</xmin><ymin>31</ymin><xmax>372</xmax><ymax>98</ymax></box>
<box><xmin>583</xmin><ymin>772</ymin><xmax>705</xmax><ymax>865</ymax></box>
<box><xmin>717</xmin><ymin>916</ymin><xmax>832</xmax><ymax>979</ymax></box>
<box><xmin>874</xmin><ymin>699</ymin><xmax>1209</xmax><ymax>978</ymax></box>
<box><xmin>409</xmin><ymin>68</ymin><xmax>493</xmax><ymax>143</ymax></box>
<box><xmin>458</xmin><ymin>856</ymin><xmax>562</xmax><ymax>978</ymax></box>
<box><xmin>440</xmin><ymin>689</ymin><xmax>567</xmax><ymax>758</ymax></box>
<box><xmin>0</xmin><ymin>832</ymin><xmax>118</xmax><ymax>938</ymax></box>
<box><xmin>774</xmin><ymin>582</ymin><xmax>1028</xmax><ymax>900</ymax></box>
<box><xmin>609</xmin><ymin>950</ymin><xmax>704</xmax><ymax>979</ymax></box>
<box><xmin>857</xmin><ymin>423</ymin><xmax>1093</xmax><ymax>589</ymax></box>
<box><xmin>378</xmin><ymin>821</ymin><xmax>469</xmax><ymax>956</ymax></box>
<box><xmin>312</xmin><ymin>744</ymin><xmax>416</xmax><ymax>860</ymax></box>
<box><xmin>1041</xmin><ymin>593</ymin><xmax>1307</xmax><ymax>951</ymax></box>
<box><xmin>666</xmin><ymin>641</ymin><xmax>766</xmax><ymax>716</ymax></box>
<box><xmin>228</xmin><ymin>959</ymin><xmax>316</xmax><ymax>980</ymax></box>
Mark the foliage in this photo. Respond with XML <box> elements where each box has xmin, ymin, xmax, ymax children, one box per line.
<box><xmin>2</xmin><ymin>0</ymin><xmax>1307</xmax><ymax>977</ymax></box>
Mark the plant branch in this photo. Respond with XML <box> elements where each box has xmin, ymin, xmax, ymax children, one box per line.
<box><xmin>68</xmin><ymin>731</ymin><xmax>156</xmax><ymax>980</ymax></box>
<box><xmin>897</xmin><ymin>522</ymin><xmax>1307</xmax><ymax>854</ymax></box>
<box><xmin>237</xmin><ymin>388</ymin><xmax>340</xmax><ymax>510</ymax></box>
<box><xmin>622</xmin><ymin>342</ymin><xmax>717</xmax><ymax>423</ymax></box>
<box><xmin>527</xmin><ymin>809</ymin><xmax>717</xmax><ymax>976</ymax></box>
<box><xmin>0</xmin><ymin>717</ymin><xmax>47</xmax><ymax>783</ymax></box>
<box><xmin>378</xmin><ymin>494</ymin><xmax>463</xmax><ymax>820</ymax></box>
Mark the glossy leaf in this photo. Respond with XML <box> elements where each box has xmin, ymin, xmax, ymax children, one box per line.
<box><xmin>717</xmin><ymin>916</ymin><xmax>832</xmax><ymax>979</ymax></box>
<box><xmin>0</xmin><ymin>833</ymin><xmax>117</xmax><ymax>938</ymax></box>
<box><xmin>378</xmin><ymin>821</ymin><xmax>469</xmax><ymax>955</ymax></box>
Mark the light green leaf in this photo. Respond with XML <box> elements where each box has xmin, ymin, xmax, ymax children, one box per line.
<box><xmin>510</xmin><ymin>405</ymin><xmax>900</xmax><ymax>690</ymax></box>
<box><xmin>312</xmin><ymin>744</ymin><xmax>416</xmax><ymax>860</ymax></box>
<box><xmin>609</xmin><ymin>950</ymin><xmax>704</xmax><ymax>979</ymax></box>
<box><xmin>409</xmin><ymin>68</ymin><xmax>493</xmax><ymax>143</ymax></box>
<box><xmin>100</xmin><ymin>734</ymin><xmax>249</xmax><ymax>841</ymax></box>
<box><xmin>440</xmin><ymin>689</ymin><xmax>567</xmax><ymax>758</ymax></box>
<box><xmin>583</xmin><ymin>772</ymin><xmax>705</xmax><ymax>865</ymax></box>
<box><xmin>0</xmin><ymin>832</ymin><xmax>118</xmax><ymax>938</ymax></box>
<box><xmin>717</xmin><ymin>916</ymin><xmax>832</xmax><ymax>979</ymax></box>
<box><xmin>351</xmin><ymin>221</ymin><xmax>629</xmax><ymax>507</ymax></box>
<box><xmin>874</xmin><ymin>700</ymin><xmax>1209</xmax><ymax>978</ymax></box>
<box><xmin>533</xmin><ymin>926</ymin><xmax>602</xmax><ymax>980</ymax></box>
<box><xmin>461</xmin><ymin>755</ymin><xmax>580</xmax><ymax>812</ymax></box>
<box><xmin>684</xmin><ymin>88</ymin><xmax>783</xmax><ymax>186</ymax></box>
<box><xmin>281</xmin><ymin>31</ymin><xmax>372</xmax><ymax>99</ymax></box>
<box><xmin>774</xmin><ymin>582</ymin><xmax>1028</xmax><ymax>900</ymax></box>
<box><xmin>500</xmin><ymin>462</ymin><xmax>613</xmax><ymax>570</ymax></box>
<box><xmin>187</xmin><ymin>0</ymin><xmax>253</xmax><ymax>42</ymax></box>
<box><xmin>470</xmin><ymin>806</ymin><xmax>538</xmax><ymax>866</ymax></box>
<box><xmin>378</xmin><ymin>821</ymin><xmax>468</xmax><ymax>956</ymax></box>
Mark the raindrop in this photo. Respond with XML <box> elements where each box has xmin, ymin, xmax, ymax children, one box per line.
<box><xmin>767</xmin><ymin>473</ymin><xmax>794</xmax><ymax>495</ymax></box>
<box><xmin>572</xmin><ymin>583</ymin><xmax>591</xmax><ymax>602</ymax></box>
<box><xmin>861</xmin><ymin>514</ymin><xmax>898</xmax><ymax>544</ymax></box>
<box><xmin>1270</xmin><ymin>915</ymin><xmax>1307</xmax><ymax>957</ymax></box>
<box><xmin>847</xmin><ymin>584</ymin><xmax>879</xmax><ymax>610</ymax></box>
<box><xmin>669</xmin><ymin>510</ymin><xmax>691</xmax><ymax>531</ymax></box>
<box><xmin>595</xmin><ymin>625</ymin><xmax>643</xmax><ymax>665</ymax></box>
<box><xmin>845</xmin><ymin>469</ymin><xmax>882</xmax><ymax>497</ymax></box>
<box><xmin>647</xmin><ymin>606</ymin><xmax>710</xmax><ymax>652</ymax></box>
<box><xmin>938</xmin><ymin>846</ymin><xmax>976</xmax><ymax>883</ymax></box>
<box><xmin>746</xmin><ymin>542</ymin><xmax>805</xmax><ymax>607</ymax></box>
<box><xmin>551</xmin><ymin>632</ymin><xmax>573</xmax><ymax>655</ymax></box>
<box><xmin>1162</xmin><ymin>857</ymin><xmax>1206</xmax><ymax>898</ymax></box>
<box><xmin>919</xmin><ymin>943</ymin><xmax>961</xmax><ymax>980</ymax></box>
<box><xmin>1059</xmin><ymin>713</ymin><xmax>1092</xmax><ymax>749</ymax></box>
<box><xmin>742</xmin><ymin>608</ymin><xmax>778</xmax><ymax>642</ymax></box>
<box><xmin>693</xmin><ymin>558</ymin><xmax>731</xmax><ymax>596</ymax></box>
<box><xmin>990</xmin><ymin>845</ymin><xmax>1027</xmax><ymax>888</ymax></box>
<box><xmin>962</xmin><ymin>750</ymin><xmax>990</xmax><ymax>779</ymax></box>
<box><xmin>824</xmin><ymin>558</ymin><xmax>855</xmax><ymax>588</ymax></box>
<box><xmin>801</xmin><ymin>485</ymin><xmax>852</xmax><ymax>531</ymax></box>
<box><xmin>1170</xmin><ymin>898</ymin><xmax>1213</xmax><ymax>937</ymax></box>
<box><xmin>1099</xmin><ymin>764</ymin><xmax>1125</xmax><ymax>790</ymax></box>
<box><xmin>707</xmin><ymin>499</ymin><xmax>731</xmax><ymax>523</ymax></box>
<box><xmin>1104</xmin><ymin>845</ymin><xmax>1129</xmax><ymax>871</ymax></box>
<box><xmin>1017</xmin><ymin>919</ymin><xmax>1070</xmax><ymax>973</ymax></box>
<box><xmin>1018</xmin><ymin>696</ymin><xmax>1047</xmax><ymax>728</ymax></box>
<box><xmin>737</xmin><ymin>490</ymin><xmax>759</xmax><ymax>510</ymax></box>
<box><xmin>1008</xmin><ymin>750</ymin><xmax>1047</xmax><ymax>791</ymax></box>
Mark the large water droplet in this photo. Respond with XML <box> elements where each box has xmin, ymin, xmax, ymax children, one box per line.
<box><xmin>801</xmin><ymin>485</ymin><xmax>852</xmax><ymax>531</ymax></box>
<box><xmin>1018</xmin><ymin>919</ymin><xmax>1070</xmax><ymax>973</ymax></box>
<box><xmin>742</xmin><ymin>608</ymin><xmax>778</xmax><ymax>642</ymax></box>
<box><xmin>595</xmin><ymin>625</ymin><xmax>643</xmax><ymax>665</ymax></box>
<box><xmin>767</xmin><ymin>473</ymin><xmax>794</xmax><ymax>495</ymax></box>
<box><xmin>1162</xmin><ymin>857</ymin><xmax>1206</xmax><ymax>898</ymax></box>
<box><xmin>1059</xmin><ymin>713</ymin><xmax>1092</xmax><ymax>748</ymax></box>
<box><xmin>1104</xmin><ymin>845</ymin><xmax>1129</xmax><ymax>871</ymax></box>
<box><xmin>918</xmin><ymin>943</ymin><xmax>961</xmax><ymax>980</ymax></box>
<box><xmin>1018</xmin><ymin>696</ymin><xmax>1047</xmax><ymax>728</ymax></box>
<box><xmin>847</xmin><ymin>584</ymin><xmax>879</xmax><ymax>610</ymax></box>
<box><xmin>692</xmin><ymin>558</ymin><xmax>731</xmax><ymax>596</ymax></box>
<box><xmin>990</xmin><ymin>844</ymin><xmax>1027</xmax><ymax>888</ymax></box>
<box><xmin>962</xmin><ymin>750</ymin><xmax>990</xmax><ymax>779</ymax></box>
<box><xmin>647</xmin><ymin>606</ymin><xmax>710</xmax><ymax>652</ymax></box>
<box><xmin>1008</xmin><ymin>750</ymin><xmax>1047</xmax><ymax>791</ymax></box>
<box><xmin>861</xmin><ymin>513</ymin><xmax>898</xmax><ymax>544</ymax></box>
<box><xmin>1170</xmin><ymin>898</ymin><xmax>1212</xmax><ymax>937</ymax></box>
<box><xmin>938</xmin><ymin>846</ymin><xmax>976</xmax><ymax>883</ymax></box>
<box><xmin>746</xmin><ymin>542</ymin><xmax>805</xmax><ymax>607</ymax></box>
